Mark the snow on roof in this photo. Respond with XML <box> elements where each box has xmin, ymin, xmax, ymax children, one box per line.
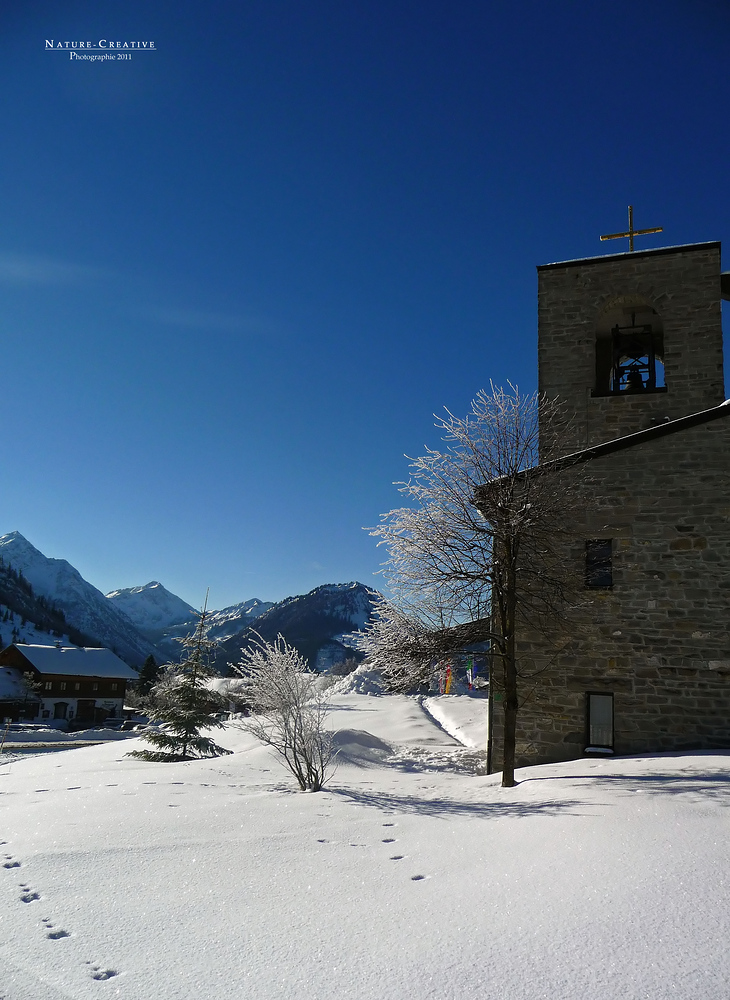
<box><xmin>7</xmin><ymin>645</ymin><xmax>138</xmax><ymax>679</ymax></box>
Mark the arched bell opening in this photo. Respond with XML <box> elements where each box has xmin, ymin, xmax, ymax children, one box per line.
<box><xmin>593</xmin><ymin>299</ymin><xmax>666</xmax><ymax>396</ymax></box>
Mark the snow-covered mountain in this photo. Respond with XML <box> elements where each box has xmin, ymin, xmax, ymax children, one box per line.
<box><xmin>105</xmin><ymin>582</ymin><xmax>275</xmax><ymax>661</ymax></box>
<box><xmin>0</xmin><ymin>532</ymin><xmax>154</xmax><ymax>666</ymax></box>
<box><xmin>105</xmin><ymin>582</ymin><xmax>197</xmax><ymax>632</ymax></box>
<box><xmin>218</xmin><ymin>581</ymin><xmax>379</xmax><ymax>671</ymax></box>
<box><xmin>147</xmin><ymin>598</ymin><xmax>275</xmax><ymax>659</ymax></box>
<box><xmin>204</xmin><ymin>599</ymin><xmax>276</xmax><ymax>640</ymax></box>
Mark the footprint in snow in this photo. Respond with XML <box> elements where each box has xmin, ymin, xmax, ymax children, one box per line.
<box><xmin>382</xmin><ymin>838</ymin><xmax>396</xmax><ymax>843</ymax></box>
<box><xmin>20</xmin><ymin>890</ymin><xmax>40</xmax><ymax>903</ymax></box>
<box><xmin>410</xmin><ymin>874</ymin><xmax>429</xmax><ymax>882</ymax></box>
<box><xmin>47</xmin><ymin>928</ymin><xmax>70</xmax><ymax>939</ymax></box>
<box><xmin>390</xmin><ymin>856</ymin><xmax>404</xmax><ymax>861</ymax></box>
<box><xmin>3</xmin><ymin>858</ymin><xmax>20</xmax><ymax>869</ymax></box>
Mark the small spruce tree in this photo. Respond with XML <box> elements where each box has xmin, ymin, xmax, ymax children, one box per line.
<box><xmin>128</xmin><ymin>595</ymin><xmax>232</xmax><ymax>762</ymax></box>
<box><xmin>137</xmin><ymin>654</ymin><xmax>161</xmax><ymax>697</ymax></box>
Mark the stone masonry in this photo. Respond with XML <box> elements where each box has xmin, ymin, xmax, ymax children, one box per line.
<box><xmin>537</xmin><ymin>242</ymin><xmax>725</xmax><ymax>455</ymax></box>
<box><xmin>489</xmin><ymin>242</ymin><xmax>730</xmax><ymax>768</ymax></box>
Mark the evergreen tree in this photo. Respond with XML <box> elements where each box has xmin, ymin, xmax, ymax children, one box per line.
<box><xmin>129</xmin><ymin>595</ymin><xmax>232</xmax><ymax>762</ymax></box>
<box><xmin>137</xmin><ymin>654</ymin><xmax>161</xmax><ymax>696</ymax></box>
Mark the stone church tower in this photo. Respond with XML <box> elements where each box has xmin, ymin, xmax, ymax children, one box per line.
<box><xmin>490</xmin><ymin>240</ymin><xmax>730</xmax><ymax>768</ymax></box>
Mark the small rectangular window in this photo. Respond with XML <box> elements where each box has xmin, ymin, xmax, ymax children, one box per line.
<box><xmin>75</xmin><ymin>683</ymin><xmax>80</xmax><ymax>691</ymax></box>
<box><xmin>59</xmin><ymin>682</ymin><xmax>67</xmax><ymax>691</ymax></box>
<box><xmin>92</xmin><ymin>682</ymin><xmax>98</xmax><ymax>692</ymax></box>
<box><xmin>586</xmin><ymin>539</ymin><xmax>613</xmax><ymax>588</ymax></box>
<box><xmin>587</xmin><ymin>693</ymin><xmax>614</xmax><ymax>750</ymax></box>
<box><xmin>111</xmin><ymin>683</ymin><xmax>118</xmax><ymax>692</ymax></box>
<box><xmin>44</xmin><ymin>681</ymin><xmax>52</xmax><ymax>691</ymax></box>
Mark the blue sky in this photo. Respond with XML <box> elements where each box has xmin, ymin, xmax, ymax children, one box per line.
<box><xmin>1</xmin><ymin>0</ymin><xmax>728</xmax><ymax>608</ymax></box>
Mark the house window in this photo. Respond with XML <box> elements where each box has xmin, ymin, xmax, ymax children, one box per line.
<box><xmin>92</xmin><ymin>682</ymin><xmax>98</xmax><ymax>691</ymax></box>
<box><xmin>75</xmin><ymin>683</ymin><xmax>80</xmax><ymax>691</ymax></box>
<box><xmin>44</xmin><ymin>682</ymin><xmax>52</xmax><ymax>691</ymax></box>
<box><xmin>111</xmin><ymin>683</ymin><xmax>118</xmax><ymax>692</ymax></box>
<box><xmin>60</xmin><ymin>682</ymin><xmax>67</xmax><ymax>691</ymax></box>
<box><xmin>586</xmin><ymin>693</ymin><xmax>614</xmax><ymax>750</ymax></box>
<box><xmin>585</xmin><ymin>539</ymin><xmax>613</xmax><ymax>588</ymax></box>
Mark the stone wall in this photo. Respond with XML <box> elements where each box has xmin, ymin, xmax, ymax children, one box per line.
<box><xmin>489</xmin><ymin>412</ymin><xmax>730</xmax><ymax>770</ymax></box>
<box><xmin>537</xmin><ymin>244</ymin><xmax>725</xmax><ymax>456</ymax></box>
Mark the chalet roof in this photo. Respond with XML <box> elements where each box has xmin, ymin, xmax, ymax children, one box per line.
<box><xmin>5</xmin><ymin>645</ymin><xmax>138</xmax><ymax>679</ymax></box>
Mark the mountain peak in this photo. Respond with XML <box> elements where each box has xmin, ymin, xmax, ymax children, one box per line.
<box><xmin>106</xmin><ymin>581</ymin><xmax>198</xmax><ymax>632</ymax></box>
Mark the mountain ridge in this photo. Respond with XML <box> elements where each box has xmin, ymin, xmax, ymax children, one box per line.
<box><xmin>0</xmin><ymin>532</ymin><xmax>155</xmax><ymax>666</ymax></box>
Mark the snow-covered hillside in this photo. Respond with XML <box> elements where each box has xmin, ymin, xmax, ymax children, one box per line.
<box><xmin>0</xmin><ymin>606</ymin><xmax>73</xmax><ymax>649</ymax></box>
<box><xmin>0</xmin><ymin>533</ymin><xmax>153</xmax><ymax>666</ymax></box>
<box><xmin>2</xmin><ymin>694</ymin><xmax>727</xmax><ymax>1000</ymax></box>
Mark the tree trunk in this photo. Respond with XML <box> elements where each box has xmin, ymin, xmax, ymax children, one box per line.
<box><xmin>501</xmin><ymin>546</ymin><xmax>518</xmax><ymax>788</ymax></box>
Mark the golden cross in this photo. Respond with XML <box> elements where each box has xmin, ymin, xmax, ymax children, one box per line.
<box><xmin>600</xmin><ymin>205</ymin><xmax>662</xmax><ymax>252</ymax></box>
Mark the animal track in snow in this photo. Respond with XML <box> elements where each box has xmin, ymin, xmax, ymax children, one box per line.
<box><xmin>90</xmin><ymin>966</ymin><xmax>118</xmax><ymax>981</ymax></box>
<box><xmin>20</xmin><ymin>890</ymin><xmax>39</xmax><ymax>902</ymax></box>
<box><xmin>390</xmin><ymin>855</ymin><xmax>404</xmax><ymax>861</ymax></box>
<box><xmin>382</xmin><ymin>838</ymin><xmax>396</xmax><ymax>843</ymax></box>
<box><xmin>3</xmin><ymin>857</ymin><xmax>20</xmax><ymax>869</ymax></box>
<box><xmin>47</xmin><ymin>928</ymin><xmax>70</xmax><ymax>939</ymax></box>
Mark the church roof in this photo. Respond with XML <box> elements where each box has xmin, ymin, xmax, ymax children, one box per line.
<box><xmin>4</xmin><ymin>644</ymin><xmax>138</xmax><ymax>679</ymax></box>
<box><xmin>537</xmin><ymin>241</ymin><xmax>721</xmax><ymax>272</ymax></box>
<box><xmin>476</xmin><ymin>399</ymin><xmax>730</xmax><ymax>506</ymax></box>
<box><xmin>562</xmin><ymin>398</ymin><xmax>730</xmax><ymax>467</ymax></box>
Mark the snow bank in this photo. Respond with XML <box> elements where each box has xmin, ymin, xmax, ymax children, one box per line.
<box><xmin>422</xmin><ymin>693</ymin><xmax>488</xmax><ymax>747</ymax></box>
<box><xmin>327</xmin><ymin>663</ymin><xmax>385</xmax><ymax>696</ymax></box>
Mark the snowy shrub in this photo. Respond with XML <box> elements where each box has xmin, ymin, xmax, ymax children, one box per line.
<box><xmin>233</xmin><ymin>634</ymin><xmax>335</xmax><ymax>791</ymax></box>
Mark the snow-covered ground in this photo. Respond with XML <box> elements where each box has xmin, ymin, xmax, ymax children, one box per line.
<box><xmin>1</xmin><ymin>692</ymin><xmax>728</xmax><ymax>1000</ymax></box>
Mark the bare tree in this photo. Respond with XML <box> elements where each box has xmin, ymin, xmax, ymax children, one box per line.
<box><xmin>358</xmin><ymin>385</ymin><xmax>583</xmax><ymax>787</ymax></box>
<box><xmin>233</xmin><ymin>634</ymin><xmax>335</xmax><ymax>791</ymax></box>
